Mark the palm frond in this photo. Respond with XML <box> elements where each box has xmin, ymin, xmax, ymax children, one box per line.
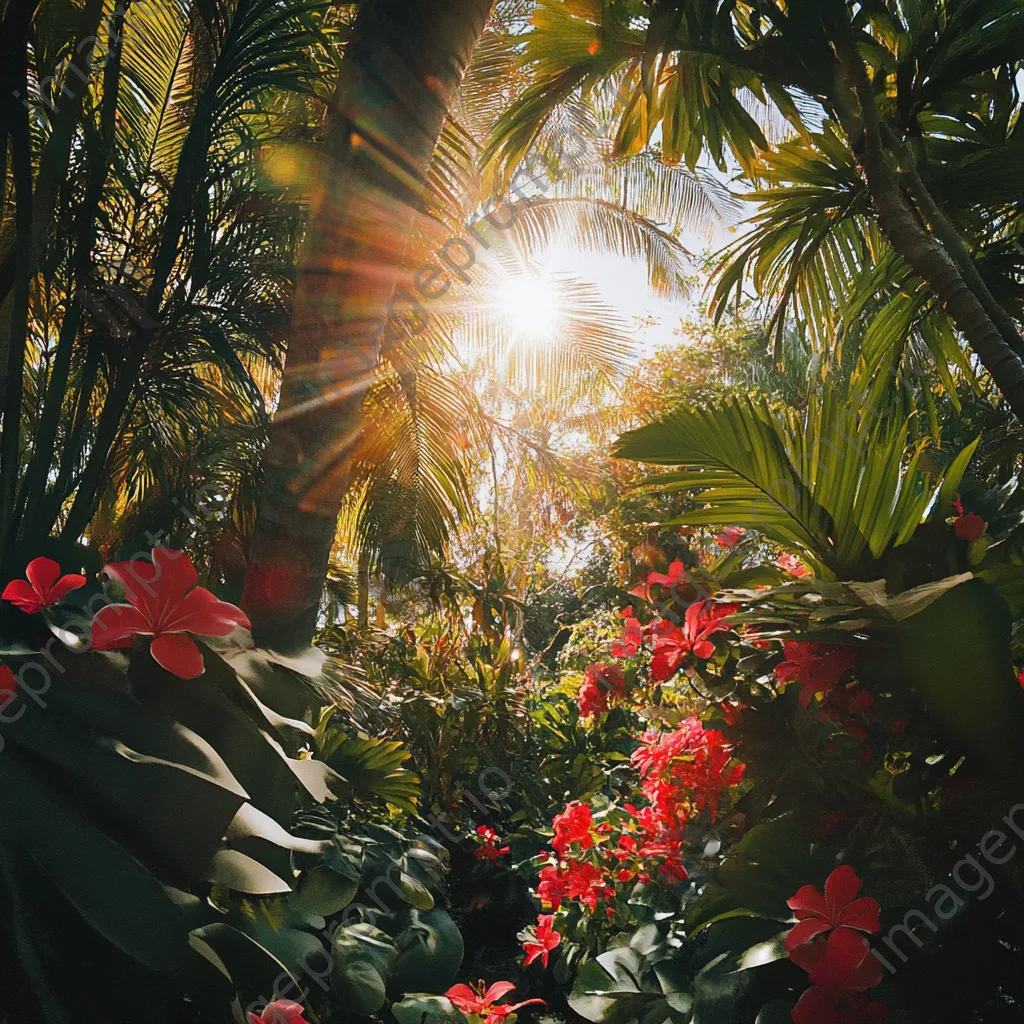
<box><xmin>613</xmin><ymin>390</ymin><xmax>978</xmax><ymax>579</ymax></box>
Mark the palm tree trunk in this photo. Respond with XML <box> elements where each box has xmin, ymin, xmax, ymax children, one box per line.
<box><xmin>242</xmin><ymin>0</ymin><xmax>494</xmax><ymax>646</ymax></box>
<box><xmin>847</xmin><ymin>60</ymin><xmax>1024</xmax><ymax>419</ymax></box>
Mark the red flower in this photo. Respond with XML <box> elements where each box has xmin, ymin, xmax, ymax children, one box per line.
<box><xmin>521</xmin><ymin>914</ymin><xmax>561</xmax><ymax>968</ymax></box>
<box><xmin>788</xmin><ymin>928</ymin><xmax>883</xmax><ymax>991</ymax></box>
<box><xmin>646</xmin><ymin>560</ymin><xmax>686</xmax><ymax>590</ymax></box>
<box><xmin>631</xmin><ymin>720</ymin><xmax>705</xmax><ymax>778</ymax></box>
<box><xmin>247</xmin><ymin>1001</ymin><xmax>309</xmax><ymax>1024</ymax></box>
<box><xmin>715</xmin><ymin>526</ymin><xmax>747</xmax><ymax>548</ymax></box>
<box><xmin>537</xmin><ymin>863</ymin><xmax>567</xmax><ymax>909</ymax></box>
<box><xmin>650</xmin><ymin>601</ymin><xmax>736</xmax><ymax>680</ymax></box>
<box><xmin>578</xmin><ymin>662</ymin><xmax>626</xmax><ymax>717</ymax></box>
<box><xmin>791</xmin><ymin>984</ymin><xmax>887</xmax><ymax>1024</ymax></box>
<box><xmin>630</xmin><ymin>560</ymin><xmax>686</xmax><ymax>601</ymax></box>
<box><xmin>611</xmin><ymin>615</ymin><xmax>645</xmax><ymax>659</ymax></box>
<box><xmin>954</xmin><ymin>511</ymin><xmax>986</xmax><ymax>543</ymax></box>
<box><xmin>0</xmin><ymin>665</ymin><xmax>16</xmax><ymax>693</ymax></box>
<box><xmin>446</xmin><ymin>982</ymin><xmax>544</xmax><ymax>1024</ymax></box>
<box><xmin>474</xmin><ymin>825</ymin><xmax>511</xmax><ymax>862</ymax></box>
<box><xmin>684</xmin><ymin>600</ymin><xmax>737</xmax><ymax>659</ymax></box>
<box><xmin>562</xmin><ymin>859</ymin><xmax>610</xmax><ymax>909</ymax></box>
<box><xmin>552</xmin><ymin>801</ymin><xmax>594</xmax><ymax>856</ymax></box>
<box><xmin>786</xmin><ymin>865</ymin><xmax>880</xmax><ymax>951</ymax></box>
<box><xmin>775</xmin><ymin>641</ymin><xmax>856</xmax><ymax>708</ymax></box>
<box><xmin>672</xmin><ymin>728</ymin><xmax>745</xmax><ymax>822</ymax></box>
<box><xmin>2</xmin><ymin>557</ymin><xmax>85</xmax><ymax>614</ymax></box>
<box><xmin>775</xmin><ymin>552</ymin><xmax>810</xmax><ymax>577</ymax></box>
<box><xmin>90</xmin><ymin>548</ymin><xmax>250</xmax><ymax>679</ymax></box>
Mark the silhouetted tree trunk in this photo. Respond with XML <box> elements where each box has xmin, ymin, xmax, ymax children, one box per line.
<box><xmin>243</xmin><ymin>0</ymin><xmax>494</xmax><ymax>646</ymax></box>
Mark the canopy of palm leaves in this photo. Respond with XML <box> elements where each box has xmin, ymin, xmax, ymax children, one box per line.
<box><xmin>485</xmin><ymin>0</ymin><xmax>1024</xmax><ymax>417</ymax></box>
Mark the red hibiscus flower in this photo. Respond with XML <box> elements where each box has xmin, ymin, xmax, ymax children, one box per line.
<box><xmin>537</xmin><ymin>863</ymin><xmax>568</xmax><ymax>909</ymax></box>
<box><xmin>786</xmin><ymin>865</ymin><xmax>880</xmax><ymax>951</ymax></box>
<box><xmin>630</xmin><ymin>560</ymin><xmax>686</xmax><ymax>601</ymax></box>
<box><xmin>552</xmin><ymin>801</ymin><xmax>594</xmax><ymax>856</ymax></box>
<box><xmin>715</xmin><ymin>526</ymin><xmax>747</xmax><ymax>548</ymax></box>
<box><xmin>683</xmin><ymin>600</ymin><xmax>737</xmax><ymax>659</ymax></box>
<box><xmin>791</xmin><ymin>984</ymin><xmax>887</xmax><ymax>1024</ymax></box>
<box><xmin>776</xmin><ymin>552</ymin><xmax>810</xmax><ymax>577</ymax></box>
<box><xmin>90</xmin><ymin>547</ymin><xmax>250</xmax><ymax>679</ymax></box>
<box><xmin>521</xmin><ymin>914</ymin><xmax>561</xmax><ymax>967</ymax></box>
<box><xmin>649</xmin><ymin>601</ymin><xmax>736</xmax><ymax>680</ymax></box>
<box><xmin>247</xmin><ymin>1001</ymin><xmax>310</xmax><ymax>1024</ymax></box>
<box><xmin>578</xmin><ymin>662</ymin><xmax>626</xmax><ymax>717</ymax></box>
<box><xmin>446</xmin><ymin>982</ymin><xmax>544</xmax><ymax>1024</ymax></box>
<box><xmin>646</xmin><ymin>560</ymin><xmax>686</xmax><ymax>590</ymax></box>
<box><xmin>474</xmin><ymin>825</ymin><xmax>511</xmax><ymax>862</ymax></box>
<box><xmin>611</xmin><ymin>613</ymin><xmax>645</xmax><ymax>659</ymax></box>
<box><xmin>775</xmin><ymin>641</ymin><xmax>856</xmax><ymax>708</ymax></box>
<box><xmin>788</xmin><ymin>927</ymin><xmax>883</xmax><ymax>991</ymax></box>
<box><xmin>2</xmin><ymin>557</ymin><xmax>86</xmax><ymax>614</ymax></box>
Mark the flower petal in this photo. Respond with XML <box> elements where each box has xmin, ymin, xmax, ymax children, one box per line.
<box><xmin>48</xmin><ymin>573</ymin><xmax>86</xmax><ymax>604</ymax></box>
<box><xmin>164</xmin><ymin>586</ymin><xmax>251</xmax><ymax>636</ymax></box>
<box><xmin>1</xmin><ymin>579</ymin><xmax>45</xmax><ymax>614</ymax></box>
<box><xmin>824</xmin><ymin>864</ymin><xmax>862</xmax><ymax>918</ymax></box>
<box><xmin>810</xmin><ymin>928</ymin><xmax>873</xmax><ymax>987</ymax></box>
<box><xmin>787</xmin><ymin>883</ymin><xmax>829</xmax><ymax>920</ymax></box>
<box><xmin>91</xmin><ymin>604</ymin><xmax>152</xmax><ymax>648</ymax></box>
<box><xmin>790</xmin><ymin>985</ymin><xmax>835</xmax><ymax>1024</ymax></box>
<box><xmin>785</xmin><ymin>916</ymin><xmax>832</xmax><ymax>951</ymax></box>
<box><xmin>482</xmin><ymin>982</ymin><xmax>517</xmax><ymax>1005</ymax></box>
<box><xmin>837</xmin><ymin>896</ymin><xmax>880</xmax><ymax>934</ymax></box>
<box><xmin>25</xmin><ymin>557</ymin><xmax>61</xmax><ymax>599</ymax></box>
<box><xmin>692</xmin><ymin>639</ymin><xmax>715</xmax><ymax>659</ymax></box>
<box><xmin>150</xmin><ymin>632</ymin><xmax>205</xmax><ymax>678</ymax></box>
<box><xmin>444</xmin><ymin>984</ymin><xmax>478</xmax><ymax>1008</ymax></box>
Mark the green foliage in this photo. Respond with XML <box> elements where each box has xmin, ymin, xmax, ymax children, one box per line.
<box><xmin>614</xmin><ymin>390</ymin><xmax>978</xmax><ymax>579</ymax></box>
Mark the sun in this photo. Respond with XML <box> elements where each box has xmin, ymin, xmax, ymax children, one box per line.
<box><xmin>497</xmin><ymin>273</ymin><xmax>561</xmax><ymax>346</ymax></box>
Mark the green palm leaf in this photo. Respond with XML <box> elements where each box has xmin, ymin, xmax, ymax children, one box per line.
<box><xmin>613</xmin><ymin>391</ymin><xmax>979</xmax><ymax>579</ymax></box>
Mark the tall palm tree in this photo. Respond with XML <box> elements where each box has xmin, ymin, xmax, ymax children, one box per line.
<box><xmin>485</xmin><ymin>0</ymin><xmax>1024</xmax><ymax>418</ymax></box>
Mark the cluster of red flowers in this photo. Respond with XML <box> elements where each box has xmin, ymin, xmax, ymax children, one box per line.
<box><xmin>631</xmin><ymin>718</ymin><xmax>745</xmax><ymax>826</ymax></box>
<box><xmin>531</xmin><ymin>720</ymin><xmax>746</xmax><ymax>942</ymax></box>
<box><xmin>473</xmin><ymin>825</ymin><xmax>511</xmax><ymax>862</ymax></box>
<box><xmin>774</xmin><ymin>640</ymin><xmax>877</xmax><ymax>748</ymax></box>
<box><xmin>786</xmin><ymin>865</ymin><xmax>886</xmax><ymax>1024</ymax></box>
<box><xmin>577</xmin><ymin>662</ymin><xmax>627</xmax><ymax>718</ymax></box>
<box><xmin>609</xmin><ymin>600</ymin><xmax>738</xmax><ymax>683</ymax></box>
